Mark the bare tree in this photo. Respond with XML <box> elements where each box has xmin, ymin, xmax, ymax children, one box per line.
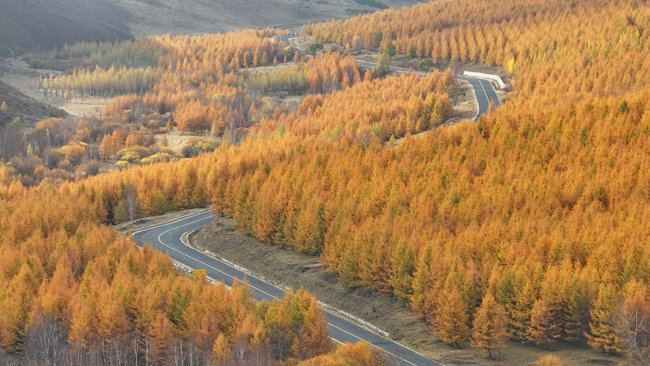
<box><xmin>131</xmin><ymin>331</ymin><xmax>141</xmax><ymax>366</ymax></box>
<box><xmin>124</xmin><ymin>184</ymin><xmax>140</xmax><ymax>221</ymax></box>
<box><xmin>169</xmin><ymin>339</ymin><xmax>186</xmax><ymax>366</ymax></box>
<box><xmin>0</xmin><ymin>348</ymin><xmax>22</xmax><ymax>366</ymax></box>
<box><xmin>26</xmin><ymin>316</ymin><xmax>68</xmax><ymax>365</ymax></box>
<box><xmin>613</xmin><ymin>299</ymin><xmax>650</xmax><ymax>363</ymax></box>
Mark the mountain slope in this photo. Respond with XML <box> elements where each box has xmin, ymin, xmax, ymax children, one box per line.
<box><xmin>113</xmin><ymin>0</ymin><xmax>426</xmax><ymax>37</ymax></box>
<box><xmin>0</xmin><ymin>0</ymin><xmax>132</xmax><ymax>56</ymax></box>
<box><xmin>0</xmin><ymin>81</ymin><xmax>66</xmax><ymax>126</ymax></box>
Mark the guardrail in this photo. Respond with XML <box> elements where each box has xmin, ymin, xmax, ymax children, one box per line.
<box><xmin>462</xmin><ymin>71</ymin><xmax>506</xmax><ymax>89</ymax></box>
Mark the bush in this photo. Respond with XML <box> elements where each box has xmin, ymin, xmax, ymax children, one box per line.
<box><xmin>417</xmin><ymin>58</ymin><xmax>435</xmax><ymax>70</ymax></box>
<box><xmin>182</xmin><ymin>137</ymin><xmax>218</xmax><ymax>158</ymax></box>
<box><xmin>305</xmin><ymin>43</ymin><xmax>324</xmax><ymax>55</ymax></box>
<box><xmin>533</xmin><ymin>354</ymin><xmax>563</xmax><ymax>366</ymax></box>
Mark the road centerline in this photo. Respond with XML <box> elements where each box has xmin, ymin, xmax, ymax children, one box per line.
<box><xmin>133</xmin><ymin>211</ymin><xmax>437</xmax><ymax>366</ymax></box>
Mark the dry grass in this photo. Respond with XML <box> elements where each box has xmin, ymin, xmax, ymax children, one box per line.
<box><xmin>155</xmin><ymin>130</ymin><xmax>219</xmax><ymax>154</ymax></box>
<box><xmin>0</xmin><ymin>57</ymin><xmax>109</xmax><ymax>118</ymax></box>
<box><xmin>117</xmin><ymin>0</ymin><xmax>427</xmax><ymax>37</ymax></box>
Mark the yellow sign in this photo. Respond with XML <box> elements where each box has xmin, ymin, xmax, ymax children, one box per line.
<box><xmin>192</xmin><ymin>269</ymin><xmax>207</xmax><ymax>281</ymax></box>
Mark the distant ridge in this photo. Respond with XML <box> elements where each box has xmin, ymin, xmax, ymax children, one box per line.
<box><xmin>0</xmin><ymin>0</ymin><xmax>133</xmax><ymax>56</ymax></box>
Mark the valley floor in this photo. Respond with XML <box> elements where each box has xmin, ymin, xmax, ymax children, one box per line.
<box><xmin>0</xmin><ymin>57</ymin><xmax>107</xmax><ymax>118</ymax></box>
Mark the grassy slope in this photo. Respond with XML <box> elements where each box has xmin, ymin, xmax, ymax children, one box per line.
<box><xmin>0</xmin><ymin>0</ymin><xmax>132</xmax><ymax>56</ymax></box>
<box><xmin>114</xmin><ymin>0</ymin><xmax>426</xmax><ymax>37</ymax></box>
<box><xmin>0</xmin><ymin>81</ymin><xmax>66</xmax><ymax>125</ymax></box>
<box><xmin>0</xmin><ymin>0</ymin><xmax>425</xmax><ymax>56</ymax></box>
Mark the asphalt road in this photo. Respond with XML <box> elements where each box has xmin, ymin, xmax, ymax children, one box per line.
<box><xmin>456</xmin><ymin>75</ymin><xmax>501</xmax><ymax>121</ymax></box>
<box><xmin>276</xmin><ymin>36</ymin><xmax>502</xmax><ymax>121</ymax></box>
<box><xmin>131</xmin><ymin>209</ymin><xmax>443</xmax><ymax>366</ymax></box>
<box><xmin>356</xmin><ymin>60</ymin><xmax>501</xmax><ymax>121</ymax></box>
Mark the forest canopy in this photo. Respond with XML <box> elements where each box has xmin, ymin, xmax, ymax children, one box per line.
<box><xmin>1</xmin><ymin>0</ymin><xmax>650</xmax><ymax>364</ymax></box>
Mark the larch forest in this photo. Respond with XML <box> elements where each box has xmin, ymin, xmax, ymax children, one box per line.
<box><xmin>0</xmin><ymin>0</ymin><xmax>649</xmax><ymax>365</ymax></box>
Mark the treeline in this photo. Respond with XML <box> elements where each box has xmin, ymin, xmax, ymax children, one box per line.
<box><xmin>267</xmin><ymin>70</ymin><xmax>453</xmax><ymax>143</ymax></box>
<box><xmin>68</xmin><ymin>39</ymin><xmax>171</xmax><ymax>70</ymax></box>
<box><xmin>26</xmin><ymin>38</ymin><xmax>171</xmax><ymax>72</ymax></box>
<box><xmin>245</xmin><ymin>52</ymin><xmax>365</xmax><ymax>96</ymax></box>
<box><xmin>0</xmin><ymin>167</ymin><xmax>336</xmax><ymax>366</ymax></box>
<box><xmin>247</xmin><ymin>70</ymin><xmax>309</xmax><ymax>95</ymax></box>
<box><xmin>45</xmin><ymin>66</ymin><xmax>161</xmax><ymax>97</ymax></box>
<box><xmin>45</xmin><ymin>29</ymin><xmax>291</xmax><ymax>99</ymax></box>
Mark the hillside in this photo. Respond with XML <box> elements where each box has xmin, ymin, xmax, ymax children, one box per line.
<box><xmin>0</xmin><ymin>81</ymin><xmax>66</xmax><ymax>126</ymax></box>
<box><xmin>0</xmin><ymin>0</ymin><xmax>132</xmax><ymax>56</ymax></box>
<box><xmin>113</xmin><ymin>0</ymin><xmax>427</xmax><ymax>38</ymax></box>
<box><xmin>0</xmin><ymin>0</ymin><xmax>425</xmax><ymax>56</ymax></box>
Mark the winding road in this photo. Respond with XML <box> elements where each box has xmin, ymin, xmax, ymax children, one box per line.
<box><xmin>132</xmin><ymin>37</ymin><xmax>503</xmax><ymax>365</ymax></box>
<box><xmin>355</xmin><ymin>60</ymin><xmax>501</xmax><ymax>121</ymax></box>
<box><xmin>456</xmin><ymin>75</ymin><xmax>501</xmax><ymax>121</ymax></box>
<box><xmin>131</xmin><ymin>209</ymin><xmax>443</xmax><ymax>366</ymax></box>
<box><xmin>276</xmin><ymin>36</ymin><xmax>502</xmax><ymax>121</ymax></box>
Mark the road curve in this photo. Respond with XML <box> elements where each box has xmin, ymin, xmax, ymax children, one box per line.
<box><xmin>356</xmin><ymin>60</ymin><xmax>501</xmax><ymax>121</ymax></box>
<box><xmin>277</xmin><ymin>36</ymin><xmax>502</xmax><ymax>121</ymax></box>
<box><xmin>456</xmin><ymin>76</ymin><xmax>501</xmax><ymax>121</ymax></box>
<box><xmin>131</xmin><ymin>209</ymin><xmax>443</xmax><ymax>366</ymax></box>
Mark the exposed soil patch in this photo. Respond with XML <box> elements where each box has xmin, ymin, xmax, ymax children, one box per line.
<box><xmin>445</xmin><ymin>78</ymin><xmax>479</xmax><ymax>124</ymax></box>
